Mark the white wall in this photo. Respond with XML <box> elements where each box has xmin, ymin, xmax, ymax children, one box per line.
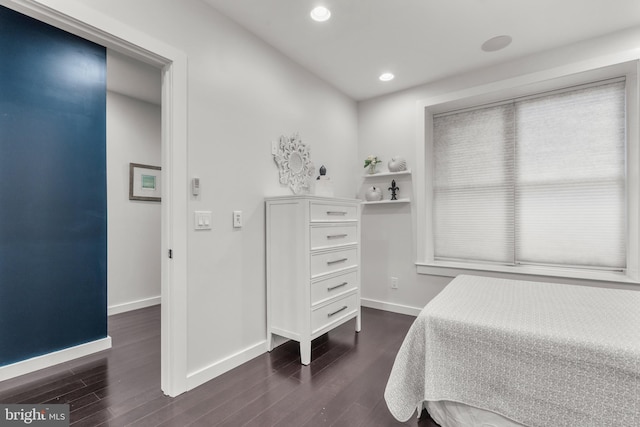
<box><xmin>107</xmin><ymin>49</ymin><xmax>161</xmax><ymax>106</ymax></box>
<box><xmin>106</xmin><ymin>90</ymin><xmax>162</xmax><ymax>315</ymax></box>
<box><xmin>357</xmin><ymin>26</ymin><xmax>640</xmax><ymax>315</ymax></box>
<box><xmin>79</xmin><ymin>0</ymin><xmax>359</xmax><ymax>383</ymax></box>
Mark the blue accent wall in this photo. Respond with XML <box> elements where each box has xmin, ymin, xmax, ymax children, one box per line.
<box><xmin>0</xmin><ymin>6</ymin><xmax>107</xmax><ymax>366</ymax></box>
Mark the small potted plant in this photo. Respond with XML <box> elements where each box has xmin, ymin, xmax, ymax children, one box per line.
<box><xmin>364</xmin><ymin>155</ymin><xmax>382</xmax><ymax>174</ymax></box>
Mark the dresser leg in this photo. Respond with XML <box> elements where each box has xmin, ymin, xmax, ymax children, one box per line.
<box><xmin>356</xmin><ymin>312</ymin><xmax>361</xmax><ymax>333</ymax></box>
<box><xmin>300</xmin><ymin>339</ymin><xmax>311</xmax><ymax>365</ymax></box>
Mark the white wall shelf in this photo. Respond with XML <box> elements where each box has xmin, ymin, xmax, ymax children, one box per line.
<box><xmin>361</xmin><ymin>198</ymin><xmax>410</xmax><ymax>205</ymax></box>
<box><xmin>363</xmin><ymin>170</ymin><xmax>411</xmax><ymax>178</ymax></box>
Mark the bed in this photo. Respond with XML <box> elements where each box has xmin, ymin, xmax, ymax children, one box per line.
<box><xmin>384</xmin><ymin>275</ymin><xmax>640</xmax><ymax>427</ymax></box>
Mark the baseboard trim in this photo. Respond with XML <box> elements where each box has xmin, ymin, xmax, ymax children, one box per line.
<box><xmin>0</xmin><ymin>336</ymin><xmax>112</xmax><ymax>382</ymax></box>
<box><xmin>361</xmin><ymin>298</ymin><xmax>422</xmax><ymax>317</ymax></box>
<box><xmin>108</xmin><ymin>296</ymin><xmax>161</xmax><ymax>316</ymax></box>
<box><xmin>186</xmin><ymin>341</ymin><xmax>266</xmax><ymax>391</ymax></box>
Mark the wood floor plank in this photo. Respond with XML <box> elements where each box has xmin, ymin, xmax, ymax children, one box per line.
<box><xmin>244</xmin><ymin>316</ymin><xmax>404</xmax><ymax>427</ymax></box>
<box><xmin>66</xmin><ymin>392</ymin><xmax>101</xmax><ymax>413</ymax></box>
<box><xmin>0</xmin><ymin>376</ymin><xmax>75</xmax><ymax>403</ymax></box>
<box><xmin>0</xmin><ymin>364</ymin><xmax>75</xmax><ymax>394</ymax></box>
<box><xmin>147</xmin><ymin>349</ymin><xmax>301</xmax><ymax>427</ymax></box>
<box><xmin>272</xmin><ymin>335</ymin><xmax>395</xmax><ymax>426</ymax></box>
<box><xmin>301</xmin><ymin>340</ymin><xmax>403</xmax><ymax>426</ymax></box>
<box><xmin>100</xmin><ymin>394</ymin><xmax>172</xmax><ymax>426</ymax></box>
<box><xmin>104</xmin><ymin>384</ymin><xmax>167</xmax><ymax>418</ymax></box>
<box><xmin>70</xmin><ymin>396</ymin><xmax>113</xmax><ymax>426</ymax></box>
<box><xmin>0</xmin><ymin>305</ymin><xmax>441</xmax><ymax>426</ymax></box>
<box><xmin>363</xmin><ymin>397</ymin><xmax>412</xmax><ymax>427</ymax></box>
<box><xmin>189</xmin><ymin>377</ymin><xmax>302</xmax><ymax>427</ymax></box>
<box><xmin>16</xmin><ymin>380</ymin><xmax>87</xmax><ymax>405</ymax></box>
<box><xmin>332</xmin><ymin>402</ymin><xmax>372</xmax><ymax>427</ymax></box>
<box><xmin>155</xmin><ymin>359</ymin><xmax>300</xmax><ymax>427</ymax></box>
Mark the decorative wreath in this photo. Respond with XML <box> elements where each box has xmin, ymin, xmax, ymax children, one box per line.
<box><xmin>273</xmin><ymin>133</ymin><xmax>315</xmax><ymax>194</ymax></box>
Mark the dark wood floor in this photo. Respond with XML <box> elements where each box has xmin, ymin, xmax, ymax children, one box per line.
<box><xmin>0</xmin><ymin>306</ymin><xmax>439</xmax><ymax>426</ymax></box>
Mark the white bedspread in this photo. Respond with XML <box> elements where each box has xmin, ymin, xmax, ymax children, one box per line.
<box><xmin>384</xmin><ymin>275</ymin><xmax>640</xmax><ymax>426</ymax></box>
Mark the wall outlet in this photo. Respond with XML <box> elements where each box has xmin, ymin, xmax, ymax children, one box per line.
<box><xmin>233</xmin><ymin>210</ymin><xmax>242</xmax><ymax>228</ymax></box>
<box><xmin>391</xmin><ymin>277</ymin><xmax>399</xmax><ymax>289</ymax></box>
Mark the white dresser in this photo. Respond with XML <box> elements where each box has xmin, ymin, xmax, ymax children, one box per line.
<box><xmin>265</xmin><ymin>196</ymin><xmax>361</xmax><ymax>365</ymax></box>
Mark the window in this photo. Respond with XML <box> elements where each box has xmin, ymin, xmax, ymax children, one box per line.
<box><xmin>416</xmin><ymin>60</ymin><xmax>639</xmax><ymax>282</ymax></box>
<box><xmin>434</xmin><ymin>80</ymin><xmax>625</xmax><ymax>270</ymax></box>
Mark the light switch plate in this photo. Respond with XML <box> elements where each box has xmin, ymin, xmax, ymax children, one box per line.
<box><xmin>194</xmin><ymin>211</ymin><xmax>212</xmax><ymax>230</ymax></box>
<box><xmin>271</xmin><ymin>140</ymin><xmax>278</xmax><ymax>155</ymax></box>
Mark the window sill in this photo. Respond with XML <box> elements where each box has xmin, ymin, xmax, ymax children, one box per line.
<box><xmin>416</xmin><ymin>261</ymin><xmax>640</xmax><ymax>285</ymax></box>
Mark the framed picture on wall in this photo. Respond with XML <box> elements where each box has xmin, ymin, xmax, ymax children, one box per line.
<box><xmin>129</xmin><ymin>163</ymin><xmax>161</xmax><ymax>202</ymax></box>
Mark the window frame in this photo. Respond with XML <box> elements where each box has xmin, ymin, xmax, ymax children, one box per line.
<box><xmin>415</xmin><ymin>58</ymin><xmax>640</xmax><ymax>284</ymax></box>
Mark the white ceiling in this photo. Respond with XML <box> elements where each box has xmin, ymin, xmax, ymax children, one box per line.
<box><xmin>203</xmin><ymin>0</ymin><xmax>640</xmax><ymax>101</ymax></box>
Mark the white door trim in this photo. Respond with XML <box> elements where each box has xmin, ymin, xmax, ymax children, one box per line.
<box><xmin>0</xmin><ymin>0</ymin><xmax>189</xmax><ymax>396</ymax></box>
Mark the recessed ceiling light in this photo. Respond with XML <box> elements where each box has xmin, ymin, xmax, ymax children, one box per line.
<box><xmin>481</xmin><ymin>35</ymin><xmax>512</xmax><ymax>52</ymax></box>
<box><xmin>310</xmin><ymin>6</ymin><xmax>331</xmax><ymax>22</ymax></box>
<box><xmin>379</xmin><ymin>72</ymin><xmax>395</xmax><ymax>82</ymax></box>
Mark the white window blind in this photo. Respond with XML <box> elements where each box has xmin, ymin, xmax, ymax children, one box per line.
<box><xmin>432</xmin><ymin>79</ymin><xmax>626</xmax><ymax>271</ymax></box>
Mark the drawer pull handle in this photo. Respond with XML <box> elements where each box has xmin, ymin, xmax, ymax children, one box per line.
<box><xmin>328</xmin><ymin>306</ymin><xmax>348</xmax><ymax>317</ymax></box>
<box><xmin>326</xmin><ymin>211</ymin><xmax>347</xmax><ymax>216</ymax></box>
<box><xmin>326</xmin><ymin>234</ymin><xmax>348</xmax><ymax>239</ymax></box>
<box><xmin>327</xmin><ymin>258</ymin><xmax>348</xmax><ymax>265</ymax></box>
<box><xmin>327</xmin><ymin>282</ymin><xmax>348</xmax><ymax>291</ymax></box>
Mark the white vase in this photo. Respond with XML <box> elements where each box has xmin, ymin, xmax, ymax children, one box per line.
<box><xmin>388</xmin><ymin>156</ymin><xmax>407</xmax><ymax>172</ymax></box>
<box><xmin>367</xmin><ymin>163</ymin><xmax>378</xmax><ymax>174</ymax></box>
<box><xmin>365</xmin><ymin>186</ymin><xmax>383</xmax><ymax>201</ymax></box>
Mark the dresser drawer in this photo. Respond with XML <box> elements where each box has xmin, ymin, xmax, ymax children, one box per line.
<box><xmin>310</xmin><ymin>224</ymin><xmax>358</xmax><ymax>250</ymax></box>
<box><xmin>310</xmin><ymin>247</ymin><xmax>358</xmax><ymax>278</ymax></box>
<box><xmin>312</xmin><ymin>293</ymin><xmax>358</xmax><ymax>334</ymax></box>
<box><xmin>310</xmin><ymin>202</ymin><xmax>358</xmax><ymax>222</ymax></box>
<box><xmin>311</xmin><ymin>270</ymin><xmax>358</xmax><ymax>306</ymax></box>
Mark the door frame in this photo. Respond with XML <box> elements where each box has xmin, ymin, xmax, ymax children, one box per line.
<box><xmin>1</xmin><ymin>0</ymin><xmax>189</xmax><ymax>396</ymax></box>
